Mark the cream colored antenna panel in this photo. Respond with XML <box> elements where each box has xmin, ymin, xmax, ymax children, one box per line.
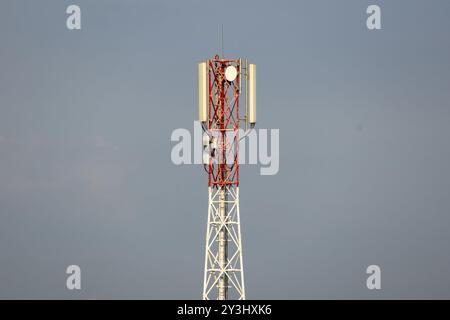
<box><xmin>198</xmin><ymin>62</ymin><xmax>208</xmax><ymax>123</ymax></box>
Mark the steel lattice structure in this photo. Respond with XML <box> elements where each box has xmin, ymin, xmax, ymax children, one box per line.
<box><xmin>202</xmin><ymin>56</ymin><xmax>245</xmax><ymax>300</ymax></box>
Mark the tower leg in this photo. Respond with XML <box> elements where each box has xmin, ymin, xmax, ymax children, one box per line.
<box><xmin>218</xmin><ymin>187</ymin><xmax>228</xmax><ymax>300</ymax></box>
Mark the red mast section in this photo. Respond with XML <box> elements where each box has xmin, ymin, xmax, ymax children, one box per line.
<box><xmin>208</xmin><ymin>55</ymin><xmax>240</xmax><ymax>188</ymax></box>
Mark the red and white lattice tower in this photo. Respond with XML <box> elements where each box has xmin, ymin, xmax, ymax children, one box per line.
<box><xmin>198</xmin><ymin>56</ymin><xmax>256</xmax><ymax>300</ymax></box>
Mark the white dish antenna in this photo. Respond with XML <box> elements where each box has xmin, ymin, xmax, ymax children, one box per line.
<box><xmin>225</xmin><ymin>65</ymin><xmax>237</xmax><ymax>82</ymax></box>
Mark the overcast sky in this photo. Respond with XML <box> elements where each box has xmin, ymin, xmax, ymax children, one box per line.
<box><xmin>1</xmin><ymin>0</ymin><xmax>450</xmax><ymax>299</ymax></box>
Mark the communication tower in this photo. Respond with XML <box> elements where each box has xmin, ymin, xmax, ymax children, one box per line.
<box><xmin>198</xmin><ymin>55</ymin><xmax>256</xmax><ymax>300</ymax></box>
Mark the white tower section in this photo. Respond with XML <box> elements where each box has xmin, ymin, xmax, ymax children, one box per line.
<box><xmin>202</xmin><ymin>186</ymin><xmax>245</xmax><ymax>300</ymax></box>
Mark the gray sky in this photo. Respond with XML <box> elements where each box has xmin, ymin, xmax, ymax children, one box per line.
<box><xmin>1</xmin><ymin>0</ymin><xmax>450</xmax><ymax>299</ymax></box>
